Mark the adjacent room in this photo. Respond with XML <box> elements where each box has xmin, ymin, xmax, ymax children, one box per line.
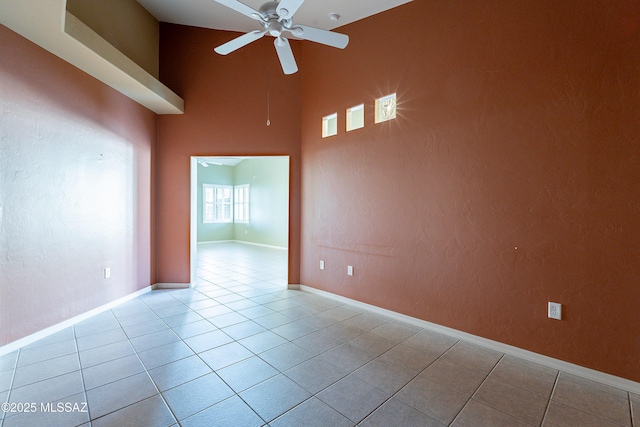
<box><xmin>1</xmin><ymin>0</ymin><xmax>639</xmax><ymax>425</ymax></box>
<box><xmin>192</xmin><ymin>156</ymin><xmax>290</xmax><ymax>290</ymax></box>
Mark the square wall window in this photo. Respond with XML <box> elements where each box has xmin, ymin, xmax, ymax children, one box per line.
<box><xmin>322</xmin><ymin>113</ymin><xmax>338</xmax><ymax>138</ymax></box>
<box><xmin>375</xmin><ymin>93</ymin><xmax>396</xmax><ymax>124</ymax></box>
<box><xmin>346</xmin><ymin>104</ymin><xmax>364</xmax><ymax>131</ymax></box>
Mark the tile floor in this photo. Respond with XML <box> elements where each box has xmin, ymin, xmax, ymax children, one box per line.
<box><xmin>1</xmin><ymin>242</ymin><xmax>638</xmax><ymax>426</ymax></box>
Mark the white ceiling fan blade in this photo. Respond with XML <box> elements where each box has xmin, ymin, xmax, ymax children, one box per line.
<box><xmin>214</xmin><ymin>0</ymin><xmax>262</xmax><ymax>20</ymax></box>
<box><xmin>289</xmin><ymin>25</ymin><xmax>349</xmax><ymax>49</ymax></box>
<box><xmin>276</xmin><ymin>0</ymin><xmax>305</xmax><ymax>19</ymax></box>
<box><xmin>274</xmin><ymin>37</ymin><xmax>298</xmax><ymax>75</ymax></box>
<box><xmin>214</xmin><ymin>30</ymin><xmax>266</xmax><ymax>55</ymax></box>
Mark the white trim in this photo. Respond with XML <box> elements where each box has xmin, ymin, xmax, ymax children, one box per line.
<box><xmin>299</xmin><ymin>285</ymin><xmax>640</xmax><ymax>395</ymax></box>
<box><xmin>190</xmin><ymin>157</ymin><xmax>198</xmax><ymax>286</ymax></box>
<box><xmin>0</xmin><ymin>286</ymin><xmax>152</xmax><ymax>357</ymax></box>
<box><xmin>287</xmin><ymin>284</ymin><xmax>301</xmax><ymax>290</ymax></box>
<box><xmin>153</xmin><ymin>282</ymin><xmax>192</xmax><ymax>289</ymax></box>
<box><xmin>234</xmin><ymin>240</ymin><xmax>288</xmax><ymax>251</ymax></box>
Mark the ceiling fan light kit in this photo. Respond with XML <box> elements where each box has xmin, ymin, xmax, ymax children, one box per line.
<box><xmin>214</xmin><ymin>0</ymin><xmax>349</xmax><ymax>75</ymax></box>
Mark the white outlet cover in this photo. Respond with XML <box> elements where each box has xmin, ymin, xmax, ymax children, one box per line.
<box><xmin>548</xmin><ymin>302</ymin><xmax>562</xmax><ymax>320</ymax></box>
<box><xmin>320</xmin><ymin>260</ymin><xmax>325</xmax><ymax>270</ymax></box>
<box><xmin>347</xmin><ymin>265</ymin><xmax>353</xmax><ymax>276</ymax></box>
<box><xmin>104</xmin><ymin>268</ymin><xmax>111</xmax><ymax>279</ymax></box>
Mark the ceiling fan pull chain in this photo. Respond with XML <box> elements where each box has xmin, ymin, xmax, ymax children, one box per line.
<box><xmin>267</xmin><ymin>54</ymin><xmax>271</xmax><ymax>126</ymax></box>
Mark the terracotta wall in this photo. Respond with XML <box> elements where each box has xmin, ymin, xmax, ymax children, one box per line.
<box><xmin>300</xmin><ymin>1</ymin><xmax>640</xmax><ymax>381</ymax></box>
<box><xmin>157</xmin><ymin>24</ymin><xmax>302</xmax><ymax>284</ymax></box>
<box><xmin>0</xmin><ymin>24</ymin><xmax>156</xmax><ymax>344</ymax></box>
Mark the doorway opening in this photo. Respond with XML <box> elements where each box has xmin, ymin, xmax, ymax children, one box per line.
<box><xmin>190</xmin><ymin>156</ymin><xmax>290</xmax><ymax>290</ymax></box>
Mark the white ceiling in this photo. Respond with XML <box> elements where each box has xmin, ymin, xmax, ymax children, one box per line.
<box><xmin>136</xmin><ymin>0</ymin><xmax>412</xmax><ymax>32</ymax></box>
<box><xmin>198</xmin><ymin>157</ymin><xmax>248</xmax><ymax>167</ymax></box>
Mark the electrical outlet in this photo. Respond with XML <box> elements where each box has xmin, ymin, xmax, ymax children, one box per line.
<box><xmin>319</xmin><ymin>260</ymin><xmax>325</xmax><ymax>270</ymax></box>
<box><xmin>548</xmin><ymin>302</ymin><xmax>562</xmax><ymax>320</ymax></box>
<box><xmin>104</xmin><ymin>267</ymin><xmax>111</xmax><ymax>279</ymax></box>
<box><xmin>347</xmin><ymin>265</ymin><xmax>353</xmax><ymax>276</ymax></box>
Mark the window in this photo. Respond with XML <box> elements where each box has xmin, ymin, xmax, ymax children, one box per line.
<box><xmin>203</xmin><ymin>184</ymin><xmax>250</xmax><ymax>224</ymax></box>
<box><xmin>375</xmin><ymin>93</ymin><xmax>397</xmax><ymax>123</ymax></box>
<box><xmin>203</xmin><ymin>184</ymin><xmax>233</xmax><ymax>223</ymax></box>
<box><xmin>346</xmin><ymin>104</ymin><xmax>364</xmax><ymax>131</ymax></box>
<box><xmin>322</xmin><ymin>113</ymin><xmax>338</xmax><ymax>138</ymax></box>
<box><xmin>234</xmin><ymin>184</ymin><xmax>250</xmax><ymax>223</ymax></box>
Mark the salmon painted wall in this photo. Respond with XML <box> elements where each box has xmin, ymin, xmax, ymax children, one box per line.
<box><xmin>0</xmin><ymin>24</ymin><xmax>156</xmax><ymax>345</ymax></box>
<box><xmin>157</xmin><ymin>24</ymin><xmax>301</xmax><ymax>284</ymax></box>
<box><xmin>300</xmin><ymin>1</ymin><xmax>640</xmax><ymax>381</ymax></box>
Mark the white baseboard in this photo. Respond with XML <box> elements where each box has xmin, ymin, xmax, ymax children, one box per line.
<box><xmin>0</xmin><ymin>286</ymin><xmax>152</xmax><ymax>357</ymax></box>
<box><xmin>236</xmin><ymin>240</ymin><xmax>288</xmax><ymax>250</ymax></box>
<box><xmin>287</xmin><ymin>284</ymin><xmax>301</xmax><ymax>290</ymax></box>
<box><xmin>153</xmin><ymin>282</ymin><xmax>192</xmax><ymax>289</ymax></box>
<box><xmin>299</xmin><ymin>285</ymin><xmax>640</xmax><ymax>395</ymax></box>
<box><xmin>197</xmin><ymin>240</ymin><xmax>287</xmax><ymax>251</ymax></box>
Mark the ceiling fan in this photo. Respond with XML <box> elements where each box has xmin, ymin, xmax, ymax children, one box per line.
<box><xmin>213</xmin><ymin>0</ymin><xmax>349</xmax><ymax>75</ymax></box>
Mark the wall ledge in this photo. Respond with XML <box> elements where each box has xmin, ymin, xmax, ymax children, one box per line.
<box><xmin>299</xmin><ymin>285</ymin><xmax>640</xmax><ymax>395</ymax></box>
<box><xmin>0</xmin><ymin>0</ymin><xmax>183</xmax><ymax>114</ymax></box>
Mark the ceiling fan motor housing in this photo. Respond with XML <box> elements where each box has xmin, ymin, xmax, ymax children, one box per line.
<box><xmin>214</xmin><ymin>0</ymin><xmax>349</xmax><ymax>74</ymax></box>
<box><xmin>259</xmin><ymin>2</ymin><xmax>280</xmax><ymax>20</ymax></box>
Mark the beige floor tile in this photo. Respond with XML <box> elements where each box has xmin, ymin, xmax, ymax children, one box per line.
<box><xmin>474</xmin><ymin>377</ymin><xmax>548</xmax><ymax>425</ymax></box>
<box><xmin>490</xmin><ymin>355</ymin><xmax>558</xmax><ymax>397</ymax></box>
<box><xmin>543</xmin><ymin>401</ymin><xmax>623</xmax><ymax>427</ymax></box>
<box><xmin>270</xmin><ymin>397</ymin><xmax>353</xmax><ymax>427</ymax></box>
<box><xmin>403</xmin><ymin>330</ymin><xmax>459</xmax><ymax>356</ymax></box>
<box><xmin>361</xmin><ymin>398</ymin><xmax>444</xmax><ymax>427</ymax></box>
<box><xmin>349</xmin><ymin>331</ymin><xmax>398</xmax><ymax>356</ymax></box>
<box><xmin>452</xmin><ymin>400</ymin><xmax>531</xmax><ymax>427</ymax></box>
<box><xmin>317</xmin><ymin>375</ymin><xmax>388</xmax><ymax>423</ymax></box>
<box><xmin>631</xmin><ymin>393</ymin><xmax>640</xmax><ymax>426</ymax></box>
<box><xmin>240</xmin><ymin>375</ymin><xmax>311</xmax><ymax>422</ymax></box>
<box><xmin>396</xmin><ymin>375</ymin><xmax>469</xmax><ymax>425</ymax></box>
<box><xmin>421</xmin><ymin>359</ymin><xmax>487</xmax><ymax>396</ymax></box>
<box><xmin>353</xmin><ymin>357</ymin><xmax>416</xmax><ymax>394</ymax></box>
<box><xmin>378</xmin><ymin>343</ymin><xmax>439</xmax><ymax>374</ymax></box>
<box><xmin>552</xmin><ymin>375</ymin><xmax>631</xmax><ymax>426</ymax></box>
<box><xmin>559</xmin><ymin>372</ymin><xmax>628</xmax><ymax>399</ymax></box>
<box><xmin>369</xmin><ymin>321</ymin><xmax>422</xmax><ymax>343</ymax></box>
<box><xmin>319</xmin><ymin>342</ymin><xmax>376</xmax><ymax>371</ymax></box>
<box><xmin>441</xmin><ymin>341</ymin><xmax>503</xmax><ymax>374</ymax></box>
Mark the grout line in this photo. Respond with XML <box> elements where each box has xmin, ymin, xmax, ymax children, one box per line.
<box><xmin>539</xmin><ymin>370</ymin><xmax>561</xmax><ymax>426</ymax></box>
<box><xmin>629</xmin><ymin>392</ymin><xmax>635</xmax><ymax>427</ymax></box>
<box><xmin>448</xmin><ymin>352</ymin><xmax>506</xmax><ymax>426</ymax></box>
<box><xmin>158</xmin><ymin>283</ymin><xmax>291</xmax><ymax>425</ymax></box>
<box><xmin>345</xmin><ymin>337</ymin><xmax>462</xmax><ymax>424</ymax></box>
<box><xmin>0</xmin><ymin>349</ymin><xmax>20</xmax><ymax>426</ymax></box>
<box><xmin>72</xmin><ymin>326</ymin><xmax>93</xmax><ymax>424</ymax></box>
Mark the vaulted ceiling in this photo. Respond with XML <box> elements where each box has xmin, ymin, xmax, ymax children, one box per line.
<box><xmin>137</xmin><ymin>0</ymin><xmax>412</xmax><ymax>32</ymax></box>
